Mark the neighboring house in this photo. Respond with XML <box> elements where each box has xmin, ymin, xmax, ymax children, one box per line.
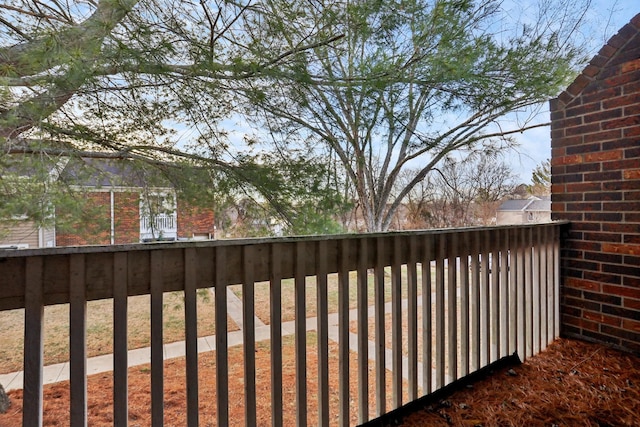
<box><xmin>0</xmin><ymin>220</ymin><xmax>55</xmax><ymax>249</ymax></box>
<box><xmin>0</xmin><ymin>156</ymin><xmax>215</xmax><ymax>248</ymax></box>
<box><xmin>496</xmin><ymin>196</ymin><xmax>551</xmax><ymax>225</ymax></box>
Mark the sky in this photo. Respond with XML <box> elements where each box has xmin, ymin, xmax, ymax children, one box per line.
<box><xmin>168</xmin><ymin>0</ymin><xmax>639</xmax><ymax>185</ymax></box>
<box><xmin>507</xmin><ymin>0</ymin><xmax>638</xmax><ymax>183</ymax></box>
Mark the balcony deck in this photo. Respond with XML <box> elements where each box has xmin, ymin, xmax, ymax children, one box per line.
<box><xmin>0</xmin><ymin>224</ymin><xmax>563</xmax><ymax>426</ymax></box>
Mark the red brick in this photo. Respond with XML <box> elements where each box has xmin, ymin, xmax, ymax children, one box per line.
<box><xmin>601</xmin><ymin>243</ymin><xmax>640</xmax><ymax>255</ymax></box>
<box><xmin>551</xmin><ymin>154</ymin><xmax>582</xmax><ymax>166</ymax></box>
<box><xmin>621</xmin><ymin>58</ymin><xmax>640</xmax><ymax>73</ymax></box>
<box><xmin>603</xmin><ymin>93</ymin><xmax>640</xmax><ymax>109</ymax></box>
<box><xmin>622</xmin><ymin>318</ymin><xmax>640</xmax><ymax>333</ymax></box>
<box><xmin>624</xmin><ymin>298</ymin><xmax>640</xmax><ymax>310</ymax></box>
<box><xmin>584</xmin><ymin>150</ymin><xmax>623</xmax><ymax>162</ymax></box>
<box><xmin>583</xmin><ymin>310</ymin><xmax>622</xmax><ymax>327</ymax></box>
<box><xmin>562</xmin><ymin>315</ymin><xmax>599</xmax><ymax>332</ymax></box>
<box><xmin>565</xmin><ymin>102</ymin><xmax>601</xmax><ymax>118</ymax></box>
<box><xmin>565</xmin><ymin>182</ymin><xmax>601</xmax><ymax>193</ymax></box>
<box><xmin>551</xmin><ymin>135</ymin><xmax>583</xmax><ymax>148</ymax></box>
<box><xmin>583</xmin><ymin>108</ymin><xmax>622</xmax><ymax>123</ymax></box>
<box><xmin>602</xmin><ymin>115</ymin><xmax>640</xmax><ymax>130</ymax></box>
<box><xmin>624</xmin><ymin>169</ymin><xmax>640</xmax><ymax>179</ymax></box>
<box><xmin>602</xmin><ymin>284</ymin><xmax>640</xmax><ymax>299</ymax></box>
<box><xmin>582</xmin><ymin>129</ymin><xmax>622</xmax><ymax>143</ymax></box>
<box><xmin>565</xmin><ymin>122</ymin><xmax>601</xmax><ymax>136</ymax></box>
<box><xmin>565</xmin><ymin>277</ymin><xmax>601</xmax><ymax>292</ymax></box>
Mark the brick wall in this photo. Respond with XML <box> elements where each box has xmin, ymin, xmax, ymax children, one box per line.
<box><xmin>56</xmin><ymin>192</ymin><xmax>111</xmax><ymax>246</ymax></box>
<box><xmin>177</xmin><ymin>202</ymin><xmax>215</xmax><ymax>239</ymax></box>
<box><xmin>550</xmin><ymin>14</ymin><xmax>640</xmax><ymax>353</ymax></box>
<box><xmin>114</xmin><ymin>192</ymin><xmax>140</xmax><ymax>244</ymax></box>
<box><xmin>57</xmin><ymin>190</ymin><xmax>215</xmax><ymax>246</ymax></box>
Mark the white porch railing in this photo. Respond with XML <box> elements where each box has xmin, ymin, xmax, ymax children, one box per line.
<box><xmin>0</xmin><ymin>223</ymin><xmax>563</xmax><ymax>426</ymax></box>
<box><xmin>140</xmin><ymin>212</ymin><xmax>177</xmax><ymax>240</ymax></box>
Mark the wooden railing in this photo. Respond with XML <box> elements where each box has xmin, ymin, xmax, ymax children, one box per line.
<box><xmin>0</xmin><ymin>223</ymin><xmax>563</xmax><ymax>426</ymax></box>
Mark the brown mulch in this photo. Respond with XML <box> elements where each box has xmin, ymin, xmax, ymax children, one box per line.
<box><xmin>396</xmin><ymin>338</ymin><xmax>640</xmax><ymax>427</ymax></box>
<box><xmin>0</xmin><ymin>337</ymin><xmax>638</xmax><ymax>426</ymax></box>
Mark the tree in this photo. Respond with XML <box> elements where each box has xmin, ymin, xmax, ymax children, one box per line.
<box><xmin>529</xmin><ymin>159</ymin><xmax>551</xmax><ymax>196</ymax></box>
<box><xmin>240</xmin><ymin>0</ymin><xmax>589</xmax><ymax>231</ymax></box>
<box><xmin>0</xmin><ymin>0</ymin><xmax>344</xmax><ymax>232</ymax></box>
<box><xmin>400</xmin><ymin>152</ymin><xmax>517</xmax><ymax>228</ymax></box>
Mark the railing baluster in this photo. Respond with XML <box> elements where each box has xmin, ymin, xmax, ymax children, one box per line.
<box><xmin>470</xmin><ymin>232</ymin><xmax>480</xmax><ymax>372</ymax></box>
<box><xmin>524</xmin><ymin>227</ymin><xmax>533</xmax><ymax>360</ymax></box>
<box><xmin>553</xmin><ymin>225</ymin><xmax>561</xmax><ymax>339</ymax></box>
<box><xmin>271</xmin><ymin>244</ymin><xmax>284</xmax><ymax>427</ymax></box>
<box><xmin>113</xmin><ymin>252</ymin><xmax>129</xmax><ymax>426</ymax></box>
<box><xmin>532</xmin><ymin>227</ymin><xmax>541</xmax><ymax>355</ymax></box>
<box><xmin>546</xmin><ymin>225</ymin><xmax>555</xmax><ymax>344</ymax></box>
<box><xmin>374</xmin><ymin>237</ymin><xmax>386</xmax><ymax>414</ymax></box>
<box><xmin>357</xmin><ymin>238</ymin><xmax>369</xmax><ymax>422</ymax></box>
<box><xmin>517</xmin><ymin>227</ymin><xmax>526</xmax><ymax>360</ymax></box>
<box><xmin>243</xmin><ymin>245</ymin><xmax>257</xmax><ymax>426</ymax></box>
<box><xmin>392</xmin><ymin>235</ymin><xmax>403</xmax><ymax>407</ymax></box>
<box><xmin>23</xmin><ymin>256</ymin><xmax>44</xmax><ymax>427</ymax></box>
<box><xmin>215</xmin><ymin>247</ymin><xmax>229</xmax><ymax>425</ymax></box>
<box><xmin>508</xmin><ymin>229</ymin><xmax>518</xmax><ymax>356</ymax></box>
<box><xmin>480</xmin><ymin>232</ymin><xmax>490</xmax><ymax>367</ymax></box>
<box><xmin>447</xmin><ymin>232</ymin><xmax>458</xmax><ymax>382</ymax></box>
<box><xmin>421</xmin><ymin>235</ymin><xmax>433</xmax><ymax>393</ymax></box>
<box><xmin>183</xmin><ymin>248</ymin><xmax>199</xmax><ymax>427</ymax></box>
<box><xmin>435</xmin><ymin>235</ymin><xmax>445</xmax><ymax>388</ymax></box>
<box><xmin>459</xmin><ymin>232</ymin><xmax>470</xmax><ymax>377</ymax></box>
<box><xmin>316</xmin><ymin>240</ymin><xmax>330</xmax><ymax>427</ymax></box>
<box><xmin>150</xmin><ymin>250</ymin><xmax>164</xmax><ymax>427</ymax></box>
<box><xmin>338</xmin><ymin>239</ymin><xmax>350</xmax><ymax>427</ymax></box>
<box><xmin>540</xmin><ymin>226</ymin><xmax>549</xmax><ymax>351</ymax></box>
<box><xmin>294</xmin><ymin>241</ymin><xmax>307</xmax><ymax>427</ymax></box>
<box><xmin>491</xmin><ymin>230</ymin><xmax>500</xmax><ymax>362</ymax></box>
<box><xmin>69</xmin><ymin>254</ymin><xmax>87</xmax><ymax>427</ymax></box>
<box><xmin>407</xmin><ymin>235</ymin><xmax>418</xmax><ymax>400</ymax></box>
<box><xmin>500</xmin><ymin>229</ymin><xmax>509</xmax><ymax>358</ymax></box>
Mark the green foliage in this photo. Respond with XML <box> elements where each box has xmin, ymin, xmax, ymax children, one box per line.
<box><xmin>239</xmin><ymin>0</ymin><xmax>590</xmax><ymax>231</ymax></box>
<box><xmin>0</xmin><ymin>153</ymin><xmax>108</xmax><ymax>240</ymax></box>
<box><xmin>529</xmin><ymin>159</ymin><xmax>551</xmax><ymax>196</ymax></box>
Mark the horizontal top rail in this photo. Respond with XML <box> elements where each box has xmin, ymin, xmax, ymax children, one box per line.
<box><xmin>0</xmin><ymin>223</ymin><xmax>566</xmax><ymax>311</ymax></box>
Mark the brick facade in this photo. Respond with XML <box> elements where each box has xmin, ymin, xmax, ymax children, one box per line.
<box><xmin>550</xmin><ymin>14</ymin><xmax>640</xmax><ymax>353</ymax></box>
<box><xmin>56</xmin><ymin>190</ymin><xmax>215</xmax><ymax>246</ymax></box>
<box><xmin>177</xmin><ymin>203</ymin><xmax>216</xmax><ymax>239</ymax></box>
<box><xmin>56</xmin><ymin>192</ymin><xmax>111</xmax><ymax>246</ymax></box>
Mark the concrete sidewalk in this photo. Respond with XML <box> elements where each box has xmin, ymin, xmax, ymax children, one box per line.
<box><xmin>1</xmin><ymin>290</ymin><xmax>435</xmax><ymax>391</ymax></box>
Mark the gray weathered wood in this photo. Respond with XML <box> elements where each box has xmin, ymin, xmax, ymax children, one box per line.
<box><xmin>470</xmin><ymin>232</ymin><xmax>481</xmax><ymax>372</ymax></box>
<box><xmin>271</xmin><ymin>243</ymin><xmax>284</xmax><ymax>427</ymax></box>
<box><xmin>392</xmin><ymin>235</ymin><xmax>403</xmax><ymax>407</ymax></box>
<box><xmin>357</xmin><ymin>237</ymin><xmax>369</xmax><ymax>422</ymax></box>
<box><xmin>243</xmin><ymin>245</ymin><xmax>257</xmax><ymax>426</ymax></box>
<box><xmin>183</xmin><ymin>248</ymin><xmax>199</xmax><ymax>427</ymax></box>
<box><xmin>316</xmin><ymin>240</ymin><xmax>330</xmax><ymax>427</ymax></box>
<box><xmin>215</xmin><ymin>246</ymin><xmax>229</xmax><ymax>426</ymax></box>
<box><xmin>23</xmin><ymin>256</ymin><xmax>44</xmax><ymax>427</ymax></box>
<box><xmin>407</xmin><ymin>235</ymin><xmax>418</xmax><ymax>400</ymax></box>
<box><xmin>459</xmin><ymin>232</ymin><xmax>470</xmax><ymax>377</ymax></box>
<box><xmin>374</xmin><ymin>237</ymin><xmax>386</xmax><ymax>415</ymax></box>
<box><xmin>294</xmin><ymin>241</ymin><xmax>307</xmax><ymax>427</ymax></box>
<box><xmin>435</xmin><ymin>237</ymin><xmax>445</xmax><ymax>388</ymax></box>
<box><xmin>150</xmin><ymin>250</ymin><xmax>164</xmax><ymax>427</ymax></box>
<box><xmin>113</xmin><ymin>252</ymin><xmax>129</xmax><ymax>426</ymax></box>
<box><xmin>421</xmin><ymin>235</ymin><xmax>433</xmax><ymax>393</ymax></box>
<box><xmin>447</xmin><ymin>232</ymin><xmax>458</xmax><ymax>382</ymax></box>
<box><xmin>338</xmin><ymin>239</ymin><xmax>350</xmax><ymax>427</ymax></box>
<box><xmin>69</xmin><ymin>254</ymin><xmax>87</xmax><ymax>427</ymax></box>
